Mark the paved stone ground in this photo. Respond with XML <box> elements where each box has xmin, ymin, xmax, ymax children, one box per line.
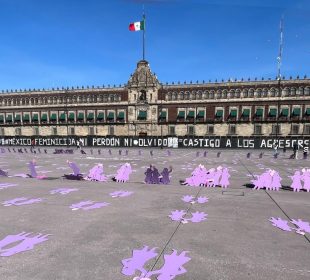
<box><xmin>0</xmin><ymin>147</ymin><xmax>309</xmax><ymax>280</ymax></box>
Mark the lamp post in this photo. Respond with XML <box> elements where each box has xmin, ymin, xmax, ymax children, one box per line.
<box><xmin>276</xmin><ymin>17</ymin><xmax>284</xmax><ymax>146</ymax></box>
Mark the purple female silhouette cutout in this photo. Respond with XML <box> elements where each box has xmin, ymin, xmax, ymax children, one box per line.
<box><xmin>291</xmin><ymin>219</ymin><xmax>310</xmax><ymax>234</ymax></box>
<box><xmin>64</xmin><ymin>161</ymin><xmax>83</xmax><ymax>180</ymax></box>
<box><xmin>121</xmin><ymin>246</ymin><xmax>158</xmax><ymax>277</ymax></box>
<box><xmin>160</xmin><ymin>167</ymin><xmax>172</xmax><ymax>185</ymax></box>
<box><xmin>301</xmin><ymin>169</ymin><xmax>310</xmax><ymax>192</ymax></box>
<box><xmin>289</xmin><ymin>171</ymin><xmax>303</xmax><ymax>192</ymax></box>
<box><xmin>50</xmin><ymin>188</ymin><xmax>78</xmax><ymax>195</ymax></box>
<box><xmin>27</xmin><ymin>160</ymin><xmax>47</xmax><ymax>179</ymax></box>
<box><xmin>187</xmin><ymin>211</ymin><xmax>208</xmax><ymax>223</ymax></box>
<box><xmin>0</xmin><ymin>183</ymin><xmax>17</xmax><ymax>190</ymax></box>
<box><xmin>84</xmin><ymin>164</ymin><xmax>108</xmax><ymax>182</ymax></box>
<box><xmin>146</xmin><ymin>250</ymin><xmax>191</xmax><ymax>280</ymax></box>
<box><xmin>182</xmin><ymin>195</ymin><xmax>195</xmax><ymax>203</ymax></box>
<box><xmin>219</xmin><ymin>168</ymin><xmax>230</xmax><ymax>189</ymax></box>
<box><xmin>113</xmin><ymin>163</ymin><xmax>132</xmax><ymax>183</ymax></box>
<box><xmin>121</xmin><ymin>247</ymin><xmax>191</xmax><ymax>280</ymax></box>
<box><xmin>70</xmin><ymin>200</ymin><xmax>109</xmax><ymax>211</ymax></box>
<box><xmin>270</xmin><ymin>171</ymin><xmax>282</xmax><ymax>191</ymax></box>
<box><xmin>109</xmin><ymin>190</ymin><xmax>133</xmax><ymax>198</ymax></box>
<box><xmin>150</xmin><ymin>166</ymin><xmax>160</xmax><ymax>184</ymax></box>
<box><xmin>209</xmin><ymin>166</ymin><xmax>222</xmax><ymax>187</ymax></box>
<box><xmin>144</xmin><ymin>165</ymin><xmax>153</xmax><ymax>184</ymax></box>
<box><xmin>197</xmin><ymin>196</ymin><xmax>209</xmax><ymax>204</ymax></box>
<box><xmin>181</xmin><ymin>165</ymin><xmax>206</xmax><ymax>187</ymax></box>
<box><xmin>0</xmin><ymin>232</ymin><xmax>50</xmax><ymax>257</ymax></box>
<box><xmin>0</xmin><ymin>168</ymin><xmax>8</xmax><ymax>176</ymax></box>
<box><xmin>269</xmin><ymin>217</ymin><xmax>292</xmax><ymax>231</ymax></box>
<box><xmin>3</xmin><ymin>197</ymin><xmax>43</xmax><ymax>206</ymax></box>
<box><xmin>169</xmin><ymin>210</ymin><xmax>187</xmax><ymax>221</ymax></box>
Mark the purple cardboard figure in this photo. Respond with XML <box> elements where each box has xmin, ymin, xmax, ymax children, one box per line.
<box><xmin>197</xmin><ymin>196</ymin><xmax>209</xmax><ymax>204</ymax></box>
<box><xmin>121</xmin><ymin>246</ymin><xmax>158</xmax><ymax>277</ymax></box>
<box><xmin>270</xmin><ymin>171</ymin><xmax>282</xmax><ymax>191</ymax></box>
<box><xmin>151</xmin><ymin>166</ymin><xmax>160</xmax><ymax>184</ymax></box>
<box><xmin>219</xmin><ymin>168</ymin><xmax>230</xmax><ymax>189</ymax></box>
<box><xmin>113</xmin><ymin>163</ymin><xmax>132</xmax><ymax>183</ymax></box>
<box><xmin>85</xmin><ymin>164</ymin><xmax>107</xmax><ymax>182</ymax></box>
<box><xmin>70</xmin><ymin>200</ymin><xmax>109</xmax><ymax>211</ymax></box>
<box><xmin>291</xmin><ymin>219</ymin><xmax>310</xmax><ymax>234</ymax></box>
<box><xmin>289</xmin><ymin>171</ymin><xmax>303</xmax><ymax>192</ymax></box>
<box><xmin>3</xmin><ymin>197</ymin><xmax>43</xmax><ymax>207</ymax></box>
<box><xmin>146</xmin><ymin>250</ymin><xmax>191</xmax><ymax>280</ymax></box>
<box><xmin>160</xmin><ymin>167</ymin><xmax>172</xmax><ymax>185</ymax></box>
<box><xmin>269</xmin><ymin>217</ymin><xmax>292</xmax><ymax>232</ymax></box>
<box><xmin>144</xmin><ymin>165</ymin><xmax>153</xmax><ymax>184</ymax></box>
<box><xmin>27</xmin><ymin>159</ymin><xmax>47</xmax><ymax>179</ymax></box>
<box><xmin>301</xmin><ymin>168</ymin><xmax>310</xmax><ymax>192</ymax></box>
<box><xmin>251</xmin><ymin>174</ymin><xmax>265</xmax><ymax>190</ymax></box>
<box><xmin>182</xmin><ymin>195</ymin><xmax>195</xmax><ymax>203</ymax></box>
<box><xmin>0</xmin><ymin>232</ymin><xmax>50</xmax><ymax>257</ymax></box>
<box><xmin>64</xmin><ymin>161</ymin><xmax>83</xmax><ymax>180</ymax></box>
<box><xmin>187</xmin><ymin>211</ymin><xmax>208</xmax><ymax>223</ymax></box>
<box><xmin>169</xmin><ymin>210</ymin><xmax>186</xmax><ymax>221</ymax></box>
<box><xmin>0</xmin><ymin>168</ymin><xmax>8</xmax><ymax>177</ymax></box>
<box><xmin>0</xmin><ymin>183</ymin><xmax>17</xmax><ymax>190</ymax></box>
<box><xmin>209</xmin><ymin>166</ymin><xmax>222</xmax><ymax>187</ymax></box>
<box><xmin>50</xmin><ymin>188</ymin><xmax>78</xmax><ymax>195</ymax></box>
<box><xmin>181</xmin><ymin>165</ymin><xmax>206</xmax><ymax>187</ymax></box>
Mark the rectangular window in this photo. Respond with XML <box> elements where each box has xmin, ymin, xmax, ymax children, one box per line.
<box><xmin>215</xmin><ymin>109</ymin><xmax>223</xmax><ymax>119</ymax></box>
<box><xmin>169</xmin><ymin>126</ymin><xmax>175</xmax><ymax>135</ymax></box>
<box><xmin>196</xmin><ymin>110</ymin><xmax>205</xmax><ymax>120</ymax></box>
<box><xmin>254</xmin><ymin>125</ymin><xmax>262</xmax><ymax>135</ymax></box>
<box><xmin>109</xmin><ymin>126</ymin><xmax>114</xmax><ymax>135</ymax></box>
<box><xmin>229</xmin><ymin>109</ymin><xmax>237</xmax><ymax>118</ymax></box>
<box><xmin>159</xmin><ymin>111</ymin><xmax>167</xmax><ymax>122</ymax></box>
<box><xmin>291</xmin><ymin>125</ymin><xmax>299</xmax><ymax>135</ymax></box>
<box><xmin>208</xmin><ymin>125</ymin><xmax>214</xmax><ymax>134</ymax></box>
<box><xmin>281</xmin><ymin>108</ymin><xmax>289</xmax><ymax>117</ymax></box>
<box><xmin>137</xmin><ymin>111</ymin><xmax>147</xmax><ymax>120</ymax></box>
<box><xmin>229</xmin><ymin>125</ymin><xmax>236</xmax><ymax>134</ymax></box>
<box><xmin>69</xmin><ymin>127</ymin><xmax>75</xmax><ymax>136</ymax></box>
<box><xmin>292</xmin><ymin>107</ymin><xmax>301</xmax><ymax>117</ymax></box>
<box><xmin>33</xmin><ymin>127</ymin><xmax>39</xmax><ymax>136</ymax></box>
<box><xmin>51</xmin><ymin>127</ymin><xmax>57</xmax><ymax>136</ymax></box>
<box><xmin>0</xmin><ymin>128</ymin><xmax>4</xmax><ymax>136</ymax></box>
<box><xmin>269</xmin><ymin>108</ymin><xmax>277</xmax><ymax>117</ymax></box>
<box><xmin>177</xmin><ymin>110</ymin><xmax>185</xmax><ymax>120</ymax></box>
<box><xmin>188</xmin><ymin>126</ymin><xmax>195</xmax><ymax>135</ymax></box>
<box><xmin>272</xmin><ymin>124</ymin><xmax>280</xmax><ymax>135</ymax></box>
<box><xmin>304</xmin><ymin>125</ymin><xmax>310</xmax><ymax>135</ymax></box>
<box><xmin>15</xmin><ymin>128</ymin><xmax>21</xmax><ymax>136</ymax></box>
<box><xmin>89</xmin><ymin>126</ymin><xmax>95</xmax><ymax>135</ymax></box>
<box><xmin>241</xmin><ymin>108</ymin><xmax>250</xmax><ymax>120</ymax></box>
<box><xmin>0</xmin><ymin>115</ymin><xmax>4</xmax><ymax>123</ymax></box>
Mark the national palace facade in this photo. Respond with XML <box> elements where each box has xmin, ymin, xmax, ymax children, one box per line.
<box><xmin>0</xmin><ymin>60</ymin><xmax>310</xmax><ymax>138</ymax></box>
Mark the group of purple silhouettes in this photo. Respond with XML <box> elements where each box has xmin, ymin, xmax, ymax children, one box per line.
<box><xmin>144</xmin><ymin>165</ymin><xmax>172</xmax><ymax>185</ymax></box>
<box><xmin>180</xmin><ymin>165</ymin><xmax>230</xmax><ymax>188</ymax></box>
<box><xmin>252</xmin><ymin>168</ymin><xmax>310</xmax><ymax>192</ymax></box>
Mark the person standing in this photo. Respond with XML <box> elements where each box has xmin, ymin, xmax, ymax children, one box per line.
<box><xmin>293</xmin><ymin>142</ymin><xmax>298</xmax><ymax>159</ymax></box>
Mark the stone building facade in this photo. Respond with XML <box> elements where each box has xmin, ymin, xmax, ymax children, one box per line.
<box><xmin>0</xmin><ymin>60</ymin><xmax>310</xmax><ymax>137</ymax></box>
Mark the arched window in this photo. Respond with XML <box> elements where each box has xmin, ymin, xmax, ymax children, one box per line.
<box><xmin>249</xmin><ymin>88</ymin><xmax>254</xmax><ymax>97</ymax></box>
<box><xmin>242</xmin><ymin>89</ymin><xmax>248</xmax><ymax>98</ymax></box>
<box><xmin>305</xmin><ymin>87</ymin><xmax>310</xmax><ymax>95</ymax></box>
<box><xmin>179</xmin><ymin>91</ymin><xmax>184</xmax><ymax>100</ymax></box>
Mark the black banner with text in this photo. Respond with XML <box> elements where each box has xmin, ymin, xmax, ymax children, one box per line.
<box><xmin>0</xmin><ymin>136</ymin><xmax>309</xmax><ymax>149</ymax></box>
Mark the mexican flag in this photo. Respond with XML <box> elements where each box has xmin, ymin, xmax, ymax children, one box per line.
<box><xmin>129</xmin><ymin>20</ymin><xmax>145</xmax><ymax>31</ymax></box>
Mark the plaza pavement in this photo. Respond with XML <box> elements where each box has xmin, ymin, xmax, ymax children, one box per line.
<box><xmin>0</xmin><ymin>147</ymin><xmax>309</xmax><ymax>280</ymax></box>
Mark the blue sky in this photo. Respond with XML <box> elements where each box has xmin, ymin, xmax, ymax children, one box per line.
<box><xmin>0</xmin><ymin>0</ymin><xmax>309</xmax><ymax>90</ymax></box>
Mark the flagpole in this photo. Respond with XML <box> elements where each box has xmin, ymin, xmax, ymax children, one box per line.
<box><xmin>143</xmin><ymin>6</ymin><xmax>145</xmax><ymax>60</ymax></box>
